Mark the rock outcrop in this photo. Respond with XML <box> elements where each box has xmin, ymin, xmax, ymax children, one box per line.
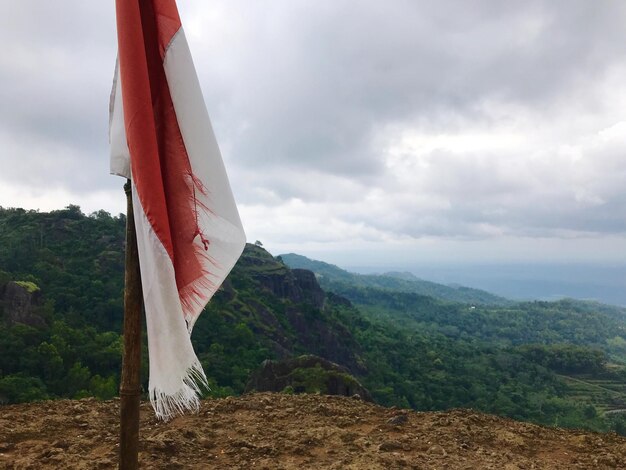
<box><xmin>0</xmin><ymin>281</ymin><xmax>45</xmax><ymax>327</ymax></box>
<box><xmin>245</xmin><ymin>354</ymin><xmax>373</xmax><ymax>401</ymax></box>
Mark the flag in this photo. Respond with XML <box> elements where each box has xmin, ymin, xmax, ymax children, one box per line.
<box><xmin>109</xmin><ymin>0</ymin><xmax>246</xmax><ymax>420</ymax></box>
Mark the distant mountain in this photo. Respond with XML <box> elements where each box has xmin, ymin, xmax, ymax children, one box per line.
<box><xmin>280</xmin><ymin>253</ymin><xmax>509</xmax><ymax>306</ymax></box>
<box><xmin>399</xmin><ymin>263</ymin><xmax>626</xmax><ymax>307</ymax></box>
<box><xmin>383</xmin><ymin>271</ymin><xmax>421</xmax><ymax>281</ymax></box>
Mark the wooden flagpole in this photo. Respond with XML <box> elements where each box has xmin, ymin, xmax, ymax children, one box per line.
<box><xmin>119</xmin><ymin>180</ymin><xmax>143</xmax><ymax>469</ymax></box>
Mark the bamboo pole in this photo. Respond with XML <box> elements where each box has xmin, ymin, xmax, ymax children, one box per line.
<box><xmin>119</xmin><ymin>180</ymin><xmax>143</xmax><ymax>470</ymax></box>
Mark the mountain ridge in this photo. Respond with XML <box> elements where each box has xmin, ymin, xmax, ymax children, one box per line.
<box><xmin>280</xmin><ymin>252</ymin><xmax>510</xmax><ymax>306</ymax></box>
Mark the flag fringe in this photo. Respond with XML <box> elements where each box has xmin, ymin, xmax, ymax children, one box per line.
<box><xmin>149</xmin><ymin>358</ymin><xmax>209</xmax><ymax>421</ymax></box>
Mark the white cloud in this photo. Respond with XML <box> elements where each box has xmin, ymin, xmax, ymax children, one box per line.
<box><xmin>0</xmin><ymin>180</ymin><xmax>124</xmax><ymax>216</ymax></box>
<box><xmin>2</xmin><ymin>1</ymin><xmax>626</xmax><ymax>264</ymax></box>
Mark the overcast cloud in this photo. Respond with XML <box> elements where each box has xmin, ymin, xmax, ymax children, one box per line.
<box><xmin>2</xmin><ymin>1</ymin><xmax>626</xmax><ymax>266</ymax></box>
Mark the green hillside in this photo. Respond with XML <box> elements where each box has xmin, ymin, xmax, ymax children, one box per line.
<box><xmin>1</xmin><ymin>206</ymin><xmax>626</xmax><ymax>434</ymax></box>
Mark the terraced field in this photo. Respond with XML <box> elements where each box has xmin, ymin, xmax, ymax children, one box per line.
<box><xmin>559</xmin><ymin>373</ymin><xmax>626</xmax><ymax>415</ymax></box>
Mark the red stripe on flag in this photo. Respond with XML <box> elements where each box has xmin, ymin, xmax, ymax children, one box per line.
<box><xmin>116</xmin><ymin>0</ymin><xmax>211</xmax><ymax>315</ymax></box>
<box><xmin>151</xmin><ymin>0</ymin><xmax>182</xmax><ymax>59</ymax></box>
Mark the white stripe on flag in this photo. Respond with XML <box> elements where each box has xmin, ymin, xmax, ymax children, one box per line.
<box><xmin>131</xmin><ymin>183</ymin><xmax>208</xmax><ymax>419</ymax></box>
<box><xmin>163</xmin><ymin>29</ymin><xmax>246</xmax><ymax>330</ymax></box>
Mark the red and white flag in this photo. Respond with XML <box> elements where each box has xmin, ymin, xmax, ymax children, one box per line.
<box><xmin>109</xmin><ymin>0</ymin><xmax>246</xmax><ymax>419</ymax></box>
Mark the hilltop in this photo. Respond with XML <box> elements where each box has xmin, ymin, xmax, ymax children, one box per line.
<box><xmin>2</xmin><ymin>393</ymin><xmax>626</xmax><ymax>469</ymax></box>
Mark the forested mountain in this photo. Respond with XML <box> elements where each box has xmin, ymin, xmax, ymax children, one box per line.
<box><xmin>1</xmin><ymin>206</ymin><xmax>626</xmax><ymax>435</ymax></box>
<box><xmin>282</xmin><ymin>253</ymin><xmax>626</xmax><ymax>359</ymax></box>
<box><xmin>280</xmin><ymin>253</ymin><xmax>508</xmax><ymax>305</ymax></box>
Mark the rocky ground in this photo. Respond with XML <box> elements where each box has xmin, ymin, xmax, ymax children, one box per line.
<box><xmin>1</xmin><ymin>392</ymin><xmax>625</xmax><ymax>469</ymax></box>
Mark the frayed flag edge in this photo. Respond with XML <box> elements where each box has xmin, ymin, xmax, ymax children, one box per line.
<box><xmin>149</xmin><ymin>358</ymin><xmax>209</xmax><ymax>421</ymax></box>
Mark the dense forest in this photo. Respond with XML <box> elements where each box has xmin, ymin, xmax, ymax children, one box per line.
<box><xmin>1</xmin><ymin>206</ymin><xmax>626</xmax><ymax>435</ymax></box>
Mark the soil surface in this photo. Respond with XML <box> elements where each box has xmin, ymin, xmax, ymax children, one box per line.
<box><xmin>1</xmin><ymin>393</ymin><xmax>625</xmax><ymax>469</ymax></box>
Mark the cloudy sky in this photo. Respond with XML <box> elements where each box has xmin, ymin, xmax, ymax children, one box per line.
<box><xmin>2</xmin><ymin>1</ymin><xmax>626</xmax><ymax>267</ymax></box>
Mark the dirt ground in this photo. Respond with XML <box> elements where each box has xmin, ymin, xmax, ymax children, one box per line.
<box><xmin>1</xmin><ymin>392</ymin><xmax>625</xmax><ymax>469</ymax></box>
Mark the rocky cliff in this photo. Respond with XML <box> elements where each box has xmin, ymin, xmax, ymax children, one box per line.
<box><xmin>225</xmin><ymin>244</ymin><xmax>364</xmax><ymax>373</ymax></box>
